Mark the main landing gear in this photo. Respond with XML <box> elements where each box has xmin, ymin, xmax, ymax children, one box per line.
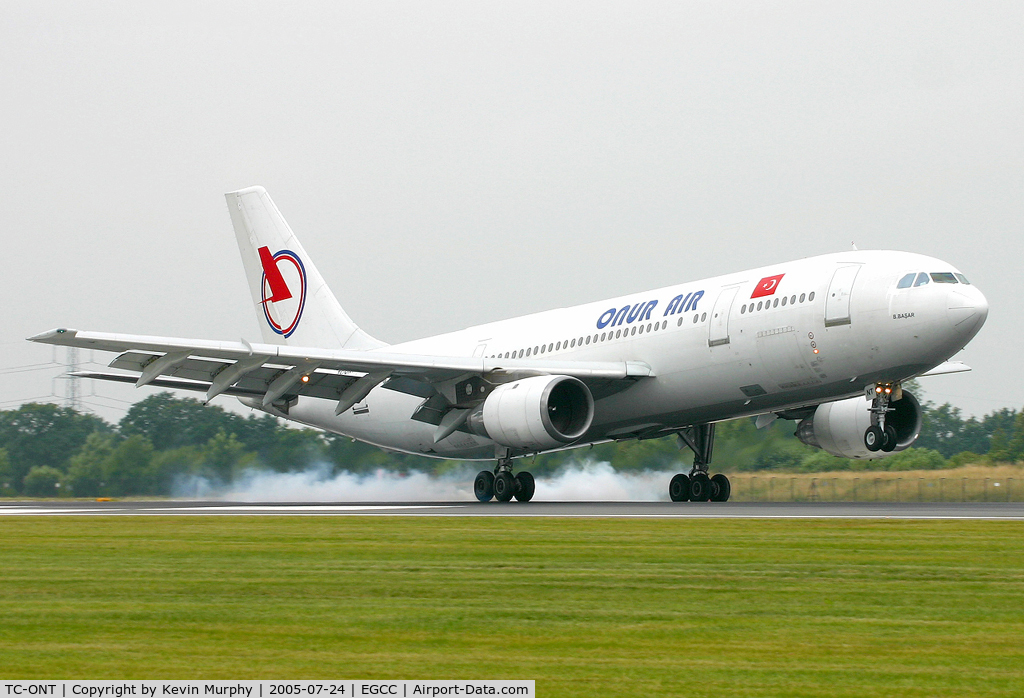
<box><xmin>864</xmin><ymin>382</ymin><xmax>899</xmax><ymax>453</ymax></box>
<box><xmin>474</xmin><ymin>455</ymin><xmax>535</xmax><ymax>503</ymax></box>
<box><xmin>669</xmin><ymin>423</ymin><xmax>731</xmax><ymax>502</ymax></box>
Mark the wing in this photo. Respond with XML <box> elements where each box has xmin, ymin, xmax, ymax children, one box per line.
<box><xmin>30</xmin><ymin>328</ymin><xmax>653</xmax><ymax>417</ymax></box>
<box><xmin>917</xmin><ymin>361</ymin><xmax>971</xmax><ymax>377</ymax></box>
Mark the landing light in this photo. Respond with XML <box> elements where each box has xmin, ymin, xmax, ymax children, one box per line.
<box><xmin>301</xmin><ymin>375</ymin><xmax>310</xmax><ymax>383</ymax></box>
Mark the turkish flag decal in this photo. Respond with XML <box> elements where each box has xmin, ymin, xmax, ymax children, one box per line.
<box><xmin>751</xmin><ymin>274</ymin><xmax>785</xmax><ymax>298</ymax></box>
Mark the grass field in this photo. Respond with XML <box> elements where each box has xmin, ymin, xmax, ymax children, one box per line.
<box><xmin>2</xmin><ymin>517</ymin><xmax>1023</xmax><ymax>697</ymax></box>
<box><xmin>726</xmin><ymin>464</ymin><xmax>1024</xmax><ymax>502</ymax></box>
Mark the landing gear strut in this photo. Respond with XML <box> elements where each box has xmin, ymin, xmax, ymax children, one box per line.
<box><xmin>474</xmin><ymin>454</ymin><xmax>535</xmax><ymax>503</ymax></box>
<box><xmin>669</xmin><ymin>424</ymin><xmax>731</xmax><ymax>502</ymax></box>
<box><xmin>864</xmin><ymin>382</ymin><xmax>899</xmax><ymax>453</ymax></box>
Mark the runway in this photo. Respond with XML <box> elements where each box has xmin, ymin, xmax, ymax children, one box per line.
<box><xmin>1</xmin><ymin>500</ymin><xmax>1023</xmax><ymax>518</ymax></box>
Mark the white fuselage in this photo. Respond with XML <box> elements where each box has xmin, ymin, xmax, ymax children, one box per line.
<box><xmin>274</xmin><ymin>250</ymin><xmax>987</xmax><ymax>460</ymax></box>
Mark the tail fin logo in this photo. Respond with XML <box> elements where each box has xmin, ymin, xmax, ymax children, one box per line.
<box><xmin>258</xmin><ymin>246</ymin><xmax>306</xmax><ymax>338</ymax></box>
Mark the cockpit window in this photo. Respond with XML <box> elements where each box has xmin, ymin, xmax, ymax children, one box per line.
<box><xmin>897</xmin><ymin>273</ymin><xmax>915</xmax><ymax>289</ymax></box>
<box><xmin>913</xmin><ymin>272</ymin><xmax>930</xmax><ymax>287</ymax></box>
<box><xmin>955</xmin><ymin>273</ymin><xmax>970</xmax><ymax>285</ymax></box>
<box><xmin>930</xmin><ymin>272</ymin><xmax>958</xmax><ymax>284</ymax></box>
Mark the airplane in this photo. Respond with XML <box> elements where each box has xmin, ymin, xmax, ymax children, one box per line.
<box><xmin>30</xmin><ymin>186</ymin><xmax>989</xmax><ymax>503</ymax></box>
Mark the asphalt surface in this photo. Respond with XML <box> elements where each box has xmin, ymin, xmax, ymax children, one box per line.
<box><xmin>1</xmin><ymin>500</ymin><xmax>1023</xmax><ymax>518</ymax></box>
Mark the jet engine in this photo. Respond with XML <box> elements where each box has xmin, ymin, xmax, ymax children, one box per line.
<box><xmin>795</xmin><ymin>391</ymin><xmax>923</xmax><ymax>459</ymax></box>
<box><xmin>466</xmin><ymin>375</ymin><xmax>595</xmax><ymax>451</ymax></box>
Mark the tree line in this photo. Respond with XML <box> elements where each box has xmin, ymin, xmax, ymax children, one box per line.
<box><xmin>0</xmin><ymin>391</ymin><xmax>1021</xmax><ymax>497</ymax></box>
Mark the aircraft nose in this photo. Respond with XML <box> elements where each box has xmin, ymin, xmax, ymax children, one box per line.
<box><xmin>947</xmin><ymin>285</ymin><xmax>989</xmax><ymax>337</ymax></box>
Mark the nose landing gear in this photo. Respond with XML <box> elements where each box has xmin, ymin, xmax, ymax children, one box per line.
<box><xmin>864</xmin><ymin>382</ymin><xmax>899</xmax><ymax>453</ymax></box>
<box><xmin>669</xmin><ymin>424</ymin><xmax>731</xmax><ymax>502</ymax></box>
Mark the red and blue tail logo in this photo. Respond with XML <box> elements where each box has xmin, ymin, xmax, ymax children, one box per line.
<box><xmin>259</xmin><ymin>246</ymin><xmax>306</xmax><ymax>338</ymax></box>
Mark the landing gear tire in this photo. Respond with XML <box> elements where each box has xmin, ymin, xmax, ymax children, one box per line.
<box><xmin>880</xmin><ymin>425</ymin><xmax>898</xmax><ymax>453</ymax></box>
<box><xmin>474</xmin><ymin>471</ymin><xmax>495</xmax><ymax>502</ymax></box>
<box><xmin>669</xmin><ymin>474</ymin><xmax>690</xmax><ymax>502</ymax></box>
<box><xmin>864</xmin><ymin>425</ymin><xmax>884</xmax><ymax>452</ymax></box>
<box><xmin>710</xmin><ymin>473</ymin><xmax>731</xmax><ymax>502</ymax></box>
<box><xmin>514</xmin><ymin>472</ymin><xmax>535</xmax><ymax>502</ymax></box>
<box><xmin>689</xmin><ymin>472</ymin><xmax>712</xmax><ymax>502</ymax></box>
<box><xmin>493</xmin><ymin>471</ymin><xmax>516</xmax><ymax>502</ymax></box>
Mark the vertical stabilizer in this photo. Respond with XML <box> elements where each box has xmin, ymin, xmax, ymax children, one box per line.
<box><xmin>225</xmin><ymin>186</ymin><xmax>385</xmax><ymax>350</ymax></box>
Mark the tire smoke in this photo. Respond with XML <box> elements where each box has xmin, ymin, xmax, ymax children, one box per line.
<box><xmin>173</xmin><ymin>462</ymin><xmax>674</xmax><ymax>502</ymax></box>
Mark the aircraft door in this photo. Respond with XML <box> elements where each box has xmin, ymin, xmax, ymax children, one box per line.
<box><xmin>824</xmin><ymin>265</ymin><xmax>862</xmax><ymax>327</ymax></box>
<box><xmin>708</xmin><ymin>285</ymin><xmax>740</xmax><ymax>347</ymax></box>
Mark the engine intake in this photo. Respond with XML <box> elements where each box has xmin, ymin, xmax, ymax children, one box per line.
<box><xmin>796</xmin><ymin>391</ymin><xmax>922</xmax><ymax>459</ymax></box>
<box><xmin>467</xmin><ymin>375</ymin><xmax>595</xmax><ymax>451</ymax></box>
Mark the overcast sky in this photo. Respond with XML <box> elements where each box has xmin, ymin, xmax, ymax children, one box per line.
<box><xmin>2</xmin><ymin>1</ymin><xmax>1021</xmax><ymax>421</ymax></box>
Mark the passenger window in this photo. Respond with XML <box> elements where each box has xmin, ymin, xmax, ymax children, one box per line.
<box><xmin>647</xmin><ymin>323</ymin><xmax>653</xmax><ymax>332</ymax></box>
<box><xmin>808</xmin><ymin>292</ymin><xmax>815</xmax><ymax>301</ymax></box>
<box><xmin>897</xmin><ymin>273</ymin><xmax>915</xmax><ymax>289</ymax></box>
<box><xmin>790</xmin><ymin>295</ymin><xmax>796</xmax><ymax>304</ymax></box>
<box><xmin>638</xmin><ymin>325</ymin><xmax>644</xmax><ymax>334</ymax></box>
<box><xmin>741</xmin><ymin>304</ymin><xmax>746</xmax><ymax>314</ymax></box>
<box><xmin>955</xmin><ymin>273</ymin><xmax>970</xmax><ymax>285</ymax></box>
<box><xmin>518</xmin><ymin>349</ymin><xmax>524</xmax><ymax>358</ymax></box>
<box><xmin>781</xmin><ymin>296</ymin><xmax>787</xmax><ymax>306</ymax></box>
<box><xmin>757</xmin><ymin>301</ymin><xmax>763</xmax><ymax>311</ymax></box>
<box><xmin>631</xmin><ymin>326</ymin><xmax>637</xmax><ymax>335</ymax></box>
<box><xmin>526</xmin><ymin>348</ymin><xmax>532</xmax><ymax>357</ymax></box>
<box><xmin>662</xmin><ymin>321</ymin><xmax>667</xmax><ymax>329</ymax></box>
<box><xmin>677</xmin><ymin>318</ymin><xmax>683</xmax><ymax>327</ymax></box>
<box><xmin>930</xmin><ymin>272</ymin><xmax>958</xmax><ymax>284</ymax></box>
<box><xmin>914</xmin><ymin>272</ymin><xmax>929</xmax><ymax>287</ymax></box>
<box><xmin>701</xmin><ymin>312</ymin><xmax>707</xmax><ymax>322</ymax></box>
<box><xmin>585</xmin><ymin>336</ymin><xmax>590</xmax><ymax>345</ymax></box>
<box><xmin>799</xmin><ymin>293</ymin><xmax>805</xmax><ymax>303</ymax></box>
<box><xmin>773</xmin><ymin>298</ymin><xmax>779</xmax><ymax>308</ymax></box>
<box><xmin>693</xmin><ymin>314</ymin><xmax>698</xmax><ymax>324</ymax></box>
<box><xmin>616</xmin><ymin>329</ymin><xmax>622</xmax><ymax>338</ymax></box>
<box><xmin>570</xmin><ymin>339</ymin><xmax>576</xmax><ymax>348</ymax></box>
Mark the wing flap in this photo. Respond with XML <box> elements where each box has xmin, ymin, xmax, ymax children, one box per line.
<box><xmin>72</xmin><ymin>371</ymin><xmax>266</xmax><ymax>398</ymax></box>
<box><xmin>81</xmin><ymin>361</ymin><xmax>361</xmax><ymax>403</ymax></box>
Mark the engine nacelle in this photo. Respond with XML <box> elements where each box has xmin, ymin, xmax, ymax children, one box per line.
<box><xmin>795</xmin><ymin>391</ymin><xmax>923</xmax><ymax>459</ymax></box>
<box><xmin>466</xmin><ymin>375</ymin><xmax>595</xmax><ymax>451</ymax></box>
